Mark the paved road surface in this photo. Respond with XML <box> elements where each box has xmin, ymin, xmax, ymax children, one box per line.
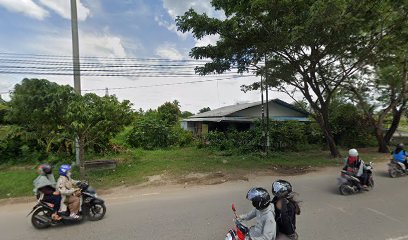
<box><xmin>1</xmin><ymin>165</ymin><xmax>408</xmax><ymax>240</ymax></box>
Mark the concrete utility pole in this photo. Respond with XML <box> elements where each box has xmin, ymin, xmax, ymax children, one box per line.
<box><xmin>265</xmin><ymin>56</ymin><xmax>270</xmax><ymax>154</ymax></box>
<box><xmin>260</xmin><ymin>76</ymin><xmax>266</xmax><ymax>152</ymax></box>
<box><xmin>105</xmin><ymin>87</ymin><xmax>109</xmax><ymax>97</ymax></box>
<box><xmin>70</xmin><ymin>0</ymin><xmax>83</xmax><ymax>177</ymax></box>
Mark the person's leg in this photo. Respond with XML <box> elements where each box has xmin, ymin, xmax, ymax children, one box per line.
<box><xmin>68</xmin><ymin>195</ymin><xmax>80</xmax><ymax>216</ymax></box>
<box><xmin>42</xmin><ymin>194</ymin><xmax>62</xmax><ymax>220</ymax></box>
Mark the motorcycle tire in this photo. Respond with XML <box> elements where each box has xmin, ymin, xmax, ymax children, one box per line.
<box><xmin>339</xmin><ymin>184</ymin><xmax>352</xmax><ymax>195</ymax></box>
<box><xmin>389</xmin><ymin>169</ymin><xmax>398</xmax><ymax>178</ymax></box>
<box><xmin>87</xmin><ymin>203</ymin><xmax>106</xmax><ymax>221</ymax></box>
<box><xmin>368</xmin><ymin>177</ymin><xmax>374</xmax><ymax>188</ymax></box>
<box><xmin>31</xmin><ymin>207</ymin><xmax>52</xmax><ymax>229</ymax></box>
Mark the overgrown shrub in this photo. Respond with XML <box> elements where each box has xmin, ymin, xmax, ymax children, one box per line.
<box><xmin>203</xmin><ymin>121</ymin><xmax>312</xmax><ymax>153</ymax></box>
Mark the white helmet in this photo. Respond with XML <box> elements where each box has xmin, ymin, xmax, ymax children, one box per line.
<box><xmin>348</xmin><ymin>149</ymin><xmax>359</xmax><ymax>157</ymax></box>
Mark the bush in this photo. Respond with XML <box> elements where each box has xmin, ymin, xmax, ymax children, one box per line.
<box><xmin>202</xmin><ymin>121</ymin><xmax>319</xmax><ymax>153</ymax></box>
<box><xmin>127</xmin><ymin>114</ymin><xmax>193</xmax><ymax>150</ymax></box>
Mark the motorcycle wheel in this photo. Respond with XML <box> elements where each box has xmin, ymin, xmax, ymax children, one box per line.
<box><xmin>31</xmin><ymin>207</ymin><xmax>52</xmax><ymax>229</ymax></box>
<box><xmin>368</xmin><ymin>177</ymin><xmax>374</xmax><ymax>188</ymax></box>
<box><xmin>389</xmin><ymin>169</ymin><xmax>398</xmax><ymax>178</ymax></box>
<box><xmin>339</xmin><ymin>184</ymin><xmax>352</xmax><ymax>195</ymax></box>
<box><xmin>87</xmin><ymin>203</ymin><xmax>106</xmax><ymax>221</ymax></box>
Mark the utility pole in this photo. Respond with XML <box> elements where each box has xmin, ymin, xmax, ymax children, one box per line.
<box><xmin>71</xmin><ymin>0</ymin><xmax>84</xmax><ymax>178</ymax></box>
<box><xmin>265</xmin><ymin>57</ymin><xmax>270</xmax><ymax>155</ymax></box>
<box><xmin>260</xmin><ymin>76</ymin><xmax>265</xmax><ymax>153</ymax></box>
<box><xmin>105</xmin><ymin>87</ymin><xmax>109</xmax><ymax>97</ymax></box>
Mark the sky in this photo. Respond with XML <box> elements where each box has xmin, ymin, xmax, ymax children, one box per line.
<box><xmin>0</xmin><ymin>0</ymin><xmax>297</xmax><ymax>113</ymax></box>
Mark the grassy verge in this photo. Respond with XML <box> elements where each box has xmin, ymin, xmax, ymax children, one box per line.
<box><xmin>0</xmin><ymin>147</ymin><xmax>387</xmax><ymax>199</ymax></box>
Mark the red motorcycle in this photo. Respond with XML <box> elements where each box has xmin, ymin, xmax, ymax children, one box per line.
<box><xmin>225</xmin><ymin>204</ymin><xmax>249</xmax><ymax>240</ymax></box>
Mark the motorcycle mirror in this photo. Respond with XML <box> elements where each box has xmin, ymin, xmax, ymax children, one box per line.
<box><xmin>232</xmin><ymin>204</ymin><xmax>236</xmax><ymax>212</ymax></box>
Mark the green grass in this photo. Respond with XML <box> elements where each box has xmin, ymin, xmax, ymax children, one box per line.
<box><xmin>0</xmin><ymin>147</ymin><xmax>386</xmax><ymax>199</ymax></box>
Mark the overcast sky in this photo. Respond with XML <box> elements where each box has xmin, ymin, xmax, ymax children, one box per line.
<box><xmin>0</xmin><ymin>0</ymin><xmax>298</xmax><ymax>113</ymax></box>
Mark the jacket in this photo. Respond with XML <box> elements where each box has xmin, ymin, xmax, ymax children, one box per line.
<box><xmin>56</xmin><ymin>175</ymin><xmax>78</xmax><ymax>196</ymax></box>
<box><xmin>343</xmin><ymin>158</ymin><xmax>364</xmax><ymax>177</ymax></box>
<box><xmin>273</xmin><ymin>198</ymin><xmax>297</xmax><ymax>235</ymax></box>
<box><xmin>33</xmin><ymin>174</ymin><xmax>56</xmax><ymax>195</ymax></box>
<box><xmin>240</xmin><ymin>204</ymin><xmax>277</xmax><ymax>240</ymax></box>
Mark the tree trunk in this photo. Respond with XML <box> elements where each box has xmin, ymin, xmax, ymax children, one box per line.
<box><xmin>315</xmin><ymin>111</ymin><xmax>341</xmax><ymax>158</ymax></box>
<box><xmin>374</xmin><ymin>127</ymin><xmax>389</xmax><ymax>153</ymax></box>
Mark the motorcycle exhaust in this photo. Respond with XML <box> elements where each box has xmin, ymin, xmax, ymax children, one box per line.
<box><xmin>33</xmin><ymin>215</ymin><xmax>51</xmax><ymax>223</ymax></box>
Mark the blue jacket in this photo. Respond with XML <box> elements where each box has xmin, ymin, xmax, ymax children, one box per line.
<box><xmin>393</xmin><ymin>150</ymin><xmax>407</xmax><ymax>162</ymax></box>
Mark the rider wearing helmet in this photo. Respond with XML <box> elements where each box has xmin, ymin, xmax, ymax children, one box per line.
<box><xmin>32</xmin><ymin>164</ymin><xmax>61</xmax><ymax>220</ymax></box>
<box><xmin>271</xmin><ymin>180</ymin><xmax>300</xmax><ymax>240</ymax></box>
<box><xmin>239</xmin><ymin>187</ymin><xmax>276</xmax><ymax>240</ymax></box>
<box><xmin>343</xmin><ymin>149</ymin><xmax>368</xmax><ymax>188</ymax></box>
<box><xmin>391</xmin><ymin>143</ymin><xmax>408</xmax><ymax>170</ymax></box>
<box><xmin>57</xmin><ymin>164</ymin><xmax>81</xmax><ymax>219</ymax></box>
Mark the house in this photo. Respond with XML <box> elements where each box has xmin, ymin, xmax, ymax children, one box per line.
<box><xmin>181</xmin><ymin>99</ymin><xmax>309</xmax><ymax>135</ymax></box>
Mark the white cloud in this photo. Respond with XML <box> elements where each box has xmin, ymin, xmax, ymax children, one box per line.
<box><xmin>0</xmin><ymin>0</ymin><xmax>48</xmax><ymax>20</ymax></box>
<box><xmin>155</xmin><ymin>43</ymin><xmax>184</xmax><ymax>60</ymax></box>
<box><xmin>28</xmin><ymin>31</ymin><xmax>128</xmax><ymax>58</ymax></box>
<box><xmin>195</xmin><ymin>34</ymin><xmax>220</xmax><ymax>47</ymax></box>
<box><xmin>158</xmin><ymin>0</ymin><xmax>224</xmax><ymax>46</ymax></box>
<box><xmin>38</xmin><ymin>0</ymin><xmax>90</xmax><ymax>21</ymax></box>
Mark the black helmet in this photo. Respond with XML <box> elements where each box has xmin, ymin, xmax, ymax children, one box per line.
<box><xmin>272</xmin><ymin>180</ymin><xmax>292</xmax><ymax>199</ymax></box>
<box><xmin>37</xmin><ymin>164</ymin><xmax>52</xmax><ymax>175</ymax></box>
<box><xmin>246</xmin><ymin>187</ymin><xmax>271</xmax><ymax>210</ymax></box>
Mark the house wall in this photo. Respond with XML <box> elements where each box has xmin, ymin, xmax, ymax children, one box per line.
<box><xmin>230</xmin><ymin>101</ymin><xmax>305</xmax><ymax>118</ymax></box>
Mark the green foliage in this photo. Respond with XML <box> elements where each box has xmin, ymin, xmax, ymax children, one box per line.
<box><xmin>65</xmin><ymin>93</ymin><xmax>133</xmax><ymax>152</ymax></box>
<box><xmin>0</xmin><ymin>103</ymin><xmax>8</xmax><ymax>124</ymax></box>
<box><xmin>204</xmin><ymin>121</ymin><xmax>312</xmax><ymax>153</ymax></box>
<box><xmin>7</xmin><ymin>79</ymin><xmax>76</xmax><ymax>153</ymax></box>
<box><xmin>157</xmin><ymin>100</ymin><xmax>181</xmax><ymax>126</ymax></box>
<box><xmin>198</xmin><ymin>107</ymin><xmax>211</xmax><ymax>114</ymax></box>
<box><xmin>329</xmin><ymin>101</ymin><xmax>376</xmax><ymax>147</ymax></box>
<box><xmin>0</xmin><ymin>125</ymin><xmax>45</xmax><ymax>163</ymax></box>
<box><xmin>181</xmin><ymin>111</ymin><xmax>194</xmax><ymax>119</ymax></box>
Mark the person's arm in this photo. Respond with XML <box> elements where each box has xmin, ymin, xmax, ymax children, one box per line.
<box><xmin>356</xmin><ymin>161</ymin><xmax>364</xmax><ymax>177</ymax></box>
<box><xmin>239</xmin><ymin>208</ymin><xmax>257</xmax><ymax>221</ymax></box>
<box><xmin>249</xmin><ymin>218</ymin><xmax>276</xmax><ymax>240</ymax></box>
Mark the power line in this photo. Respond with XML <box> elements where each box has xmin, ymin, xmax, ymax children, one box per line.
<box><xmin>0</xmin><ymin>75</ymin><xmax>255</xmax><ymax>95</ymax></box>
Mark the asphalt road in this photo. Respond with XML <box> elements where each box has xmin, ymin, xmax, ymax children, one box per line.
<box><xmin>1</xmin><ymin>165</ymin><xmax>408</xmax><ymax>240</ymax></box>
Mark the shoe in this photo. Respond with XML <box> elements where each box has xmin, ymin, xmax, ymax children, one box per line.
<box><xmin>51</xmin><ymin>213</ymin><xmax>62</xmax><ymax>221</ymax></box>
<box><xmin>69</xmin><ymin>213</ymin><xmax>80</xmax><ymax>219</ymax></box>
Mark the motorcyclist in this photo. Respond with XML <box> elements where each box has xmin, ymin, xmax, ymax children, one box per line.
<box><xmin>342</xmin><ymin>148</ymin><xmax>368</xmax><ymax>188</ymax></box>
<box><xmin>391</xmin><ymin>143</ymin><xmax>408</xmax><ymax>170</ymax></box>
<box><xmin>239</xmin><ymin>187</ymin><xmax>276</xmax><ymax>240</ymax></box>
<box><xmin>57</xmin><ymin>164</ymin><xmax>81</xmax><ymax>219</ymax></box>
<box><xmin>271</xmin><ymin>180</ymin><xmax>300</xmax><ymax>240</ymax></box>
<box><xmin>32</xmin><ymin>164</ymin><xmax>61</xmax><ymax>221</ymax></box>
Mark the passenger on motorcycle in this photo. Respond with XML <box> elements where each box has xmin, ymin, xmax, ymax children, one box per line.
<box><xmin>32</xmin><ymin>164</ymin><xmax>62</xmax><ymax>221</ymax></box>
<box><xmin>238</xmin><ymin>187</ymin><xmax>276</xmax><ymax>240</ymax></box>
<box><xmin>342</xmin><ymin>149</ymin><xmax>368</xmax><ymax>188</ymax></box>
<box><xmin>392</xmin><ymin>143</ymin><xmax>408</xmax><ymax>170</ymax></box>
<box><xmin>271</xmin><ymin>180</ymin><xmax>300</xmax><ymax>240</ymax></box>
<box><xmin>57</xmin><ymin>164</ymin><xmax>81</xmax><ymax>219</ymax></box>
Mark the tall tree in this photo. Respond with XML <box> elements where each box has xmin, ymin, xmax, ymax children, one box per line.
<box><xmin>7</xmin><ymin>78</ymin><xmax>76</xmax><ymax>152</ymax></box>
<box><xmin>344</xmin><ymin>1</ymin><xmax>408</xmax><ymax>152</ymax></box>
<box><xmin>177</xmin><ymin>0</ymin><xmax>399</xmax><ymax>157</ymax></box>
<box><xmin>65</xmin><ymin>93</ymin><xmax>133</xmax><ymax>178</ymax></box>
<box><xmin>157</xmin><ymin>100</ymin><xmax>181</xmax><ymax>126</ymax></box>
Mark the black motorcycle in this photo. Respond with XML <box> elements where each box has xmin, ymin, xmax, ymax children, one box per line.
<box><xmin>338</xmin><ymin>162</ymin><xmax>374</xmax><ymax>195</ymax></box>
<box><xmin>28</xmin><ymin>181</ymin><xmax>106</xmax><ymax>229</ymax></box>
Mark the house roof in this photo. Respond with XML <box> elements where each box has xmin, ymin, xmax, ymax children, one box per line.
<box><xmin>183</xmin><ymin>116</ymin><xmax>310</xmax><ymax>123</ymax></box>
<box><xmin>190</xmin><ymin>99</ymin><xmax>309</xmax><ymax>118</ymax></box>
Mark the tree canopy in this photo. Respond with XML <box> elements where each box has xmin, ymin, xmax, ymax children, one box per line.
<box><xmin>176</xmin><ymin>0</ymin><xmax>406</xmax><ymax>157</ymax></box>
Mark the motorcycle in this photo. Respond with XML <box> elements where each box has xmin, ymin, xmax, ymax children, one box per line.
<box><xmin>388</xmin><ymin>159</ymin><xmax>408</xmax><ymax>178</ymax></box>
<box><xmin>225</xmin><ymin>204</ymin><xmax>249</xmax><ymax>240</ymax></box>
<box><xmin>338</xmin><ymin>162</ymin><xmax>374</xmax><ymax>195</ymax></box>
<box><xmin>28</xmin><ymin>181</ymin><xmax>106</xmax><ymax>229</ymax></box>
